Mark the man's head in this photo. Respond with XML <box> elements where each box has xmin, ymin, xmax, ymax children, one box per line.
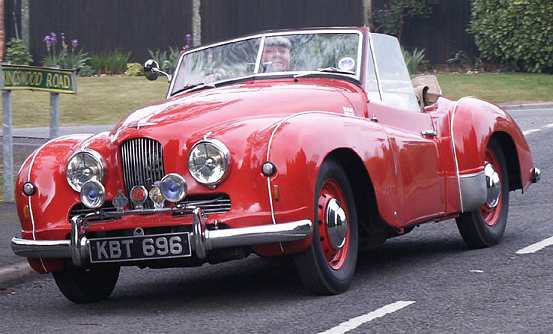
<box><xmin>262</xmin><ymin>36</ymin><xmax>291</xmax><ymax>72</ymax></box>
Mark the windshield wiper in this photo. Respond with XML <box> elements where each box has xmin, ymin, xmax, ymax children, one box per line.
<box><xmin>293</xmin><ymin>67</ymin><xmax>355</xmax><ymax>79</ymax></box>
<box><xmin>172</xmin><ymin>82</ymin><xmax>217</xmax><ymax>96</ymax></box>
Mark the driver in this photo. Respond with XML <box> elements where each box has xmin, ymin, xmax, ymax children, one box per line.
<box><xmin>261</xmin><ymin>36</ymin><xmax>292</xmax><ymax>72</ymax></box>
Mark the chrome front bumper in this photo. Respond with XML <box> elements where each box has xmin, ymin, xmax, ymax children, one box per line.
<box><xmin>11</xmin><ymin>207</ymin><xmax>312</xmax><ymax>266</ymax></box>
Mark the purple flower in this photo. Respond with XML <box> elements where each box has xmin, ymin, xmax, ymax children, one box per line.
<box><xmin>71</xmin><ymin>39</ymin><xmax>79</xmax><ymax>48</ymax></box>
<box><xmin>49</xmin><ymin>32</ymin><xmax>57</xmax><ymax>44</ymax></box>
<box><xmin>185</xmin><ymin>33</ymin><xmax>191</xmax><ymax>43</ymax></box>
<box><xmin>43</xmin><ymin>35</ymin><xmax>52</xmax><ymax>48</ymax></box>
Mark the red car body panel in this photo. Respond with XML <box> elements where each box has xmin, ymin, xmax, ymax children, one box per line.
<box><xmin>14</xmin><ymin>29</ymin><xmax>537</xmax><ymax>274</ymax></box>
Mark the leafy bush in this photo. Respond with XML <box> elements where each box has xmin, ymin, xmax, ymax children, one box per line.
<box><xmin>402</xmin><ymin>48</ymin><xmax>427</xmax><ymax>75</ymax></box>
<box><xmin>147</xmin><ymin>46</ymin><xmax>183</xmax><ymax>75</ymax></box>
<box><xmin>447</xmin><ymin>50</ymin><xmax>483</xmax><ymax>72</ymax></box>
<box><xmin>125</xmin><ymin>63</ymin><xmax>144</xmax><ymax>76</ymax></box>
<box><xmin>469</xmin><ymin>0</ymin><xmax>553</xmax><ymax>73</ymax></box>
<box><xmin>5</xmin><ymin>38</ymin><xmax>33</xmax><ymax>65</ymax></box>
<box><xmin>90</xmin><ymin>50</ymin><xmax>131</xmax><ymax>75</ymax></box>
<box><xmin>43</xmin><ymin>32</ymin><xmax>89</xmax><ymax>70</ymax></box>
<box><xmin>373</xmin><ymin>0</ymin><xmax>431</xmax><ymax>40</ymax></box>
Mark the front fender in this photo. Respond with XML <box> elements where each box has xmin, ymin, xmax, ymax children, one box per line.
<box><xmin>15</xmin><ymin>134</ymin><xmax>93</xmax><ymax>272</ymax></box>
<box><xmin>266</xmin><ymin>112</ymin><xmax>397</xmax><ymax>253</ymax></box>
<box><xmin>451</xmin><ymin>97</ymin><xmax>534</xmax><ymax>192</ymax></box>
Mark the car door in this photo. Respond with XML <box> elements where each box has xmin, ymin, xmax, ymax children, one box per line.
<box><xmin>365</xmin><ymin>33</ymin><xmax>446</xmax><ymax>226</ymax></box>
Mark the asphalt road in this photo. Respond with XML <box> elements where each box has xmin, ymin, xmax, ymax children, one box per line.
<box><xmin>1</xmin><ymin>108</ymin><xmax>552</xmax><ymax>333</ymax></box>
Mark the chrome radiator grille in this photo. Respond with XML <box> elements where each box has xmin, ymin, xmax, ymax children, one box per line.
<box><xmin>120</xmin><ymin>138</ymin><xmax>165</xmax><ymax>195</ymax></box>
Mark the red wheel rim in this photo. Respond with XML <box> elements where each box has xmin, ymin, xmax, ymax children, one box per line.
<box><xmin>317</xmin><ymin>179</ymin><xmax>350</xmax><ymax>270</ymax></box>
<box><xmin>480</xmin><ymin>149</ymin><xmax>503</xmax><ymax>226</ymax></box>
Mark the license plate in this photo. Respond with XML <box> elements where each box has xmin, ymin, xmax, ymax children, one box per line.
<box><xmin>89</xmin><ymin>232</ymin><xmax>191</xmax><ymax>263</ymax></box>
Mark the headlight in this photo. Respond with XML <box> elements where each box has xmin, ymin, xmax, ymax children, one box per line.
<box><xmin>66</xmin><ymin>150</ymin><xmax>105</xmax><ymax>192</ymax></box>
<box><xmin>188</xmin><ymin>139</ymin><xmax>230</xmax><ymax>187</ymax></box>
<box><xmin>80</xmin><ymin>180</ymin><xmax>105</xmax><ymax>209</ymax></box>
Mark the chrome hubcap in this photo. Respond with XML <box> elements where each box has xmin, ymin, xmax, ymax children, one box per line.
<box><xmin>484</xmin><ymin>163</ymin><xmax>501</xmax><ymax>208</ymax></box>
<box><xmin>325</xmin><ymin>198</ymin><xmax>348</xmax><ymax>250</ymax></box>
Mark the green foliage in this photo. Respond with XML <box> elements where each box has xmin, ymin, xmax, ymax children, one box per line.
<box><xmin>42</xmin><ymin>33</ymin><xmax>89</xmax><ymax>70</ymax></box>
<box><xmin>373</xmin><ymin>0</ymin><xmax>431</xmax><ymax>39</ymax></box>
<box><xmin>402</xmin><ymin>48</ymin><xmax>427</xmax><ymax>74</ymax></box>
<box><xmin>147</xmin><ymin>47</ymin><xmax>182</xmax><ymax>74</ymax></box>
<box><xmin>90</xmin><ymin>50</ymin><xmax>131</xmax><ymax>75</ymax></box>
<box><xmin>469</xmin><ymin>0</ymin><xmax>553</xmax><ymax>73</ymax></box>
<box><xmin>5</xmin><ymin>38</ymin><xmax>33</xmax><ymax>65</ymax></box>
<box><xmin>447</xmin><ymin>50</ymin><xmax>483</xmax><ymax>72</ymax></box>
<box><xmin>125</xmin><ymin>63</ymin><xmax>144</xmax><ymax>76</ymax></box>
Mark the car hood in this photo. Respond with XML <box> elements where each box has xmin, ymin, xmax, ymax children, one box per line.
<box><xmin>110</xmin><ymin>79</ymin><xmax>356</xmax><ymax>142</ymax></box>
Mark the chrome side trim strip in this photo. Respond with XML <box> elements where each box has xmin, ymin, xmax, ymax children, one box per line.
<box><xmin>27</xmin><ymin>134</ymin><xmax>76</xmax><ymax>272</ymax></box>
<box><xmin>450</xmin><ymin>97</ymin><xmax>474</xmax><ymax>213</ymax></box>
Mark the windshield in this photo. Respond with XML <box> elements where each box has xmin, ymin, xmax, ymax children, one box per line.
<box><xmin>170</xmin><ymin>30</ymin><xmax>362</xmax><ymax>95</ymax></box>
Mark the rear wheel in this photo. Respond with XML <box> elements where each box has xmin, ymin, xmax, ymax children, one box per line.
<box><xmin>456</xmin><ymin>139</ymin><xmax>509</xmax><ymax>248</ymax></box>
<box><xmin>53</xmin><ymin>265</ymin><xmax>120</xmax><ymax>304</ymax></box>
<box><xmin>294</xmin><ymin>160</ymin><xmax>358</xmax><ymax>295</ymax></box>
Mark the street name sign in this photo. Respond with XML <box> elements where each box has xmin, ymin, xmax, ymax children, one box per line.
<box><xmin>1</xmin><ymin>64</ymin><xmax>78</xmax><ymax>201</ymax></box>
<box><xmin>0</xmin><ymin>64</ymin><xmax>77</xmax><ymax>94</ymax></box>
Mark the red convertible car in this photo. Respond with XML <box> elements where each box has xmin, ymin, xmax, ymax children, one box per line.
<box><xmin>12</xmin><ymin>27</ymin><xmax>540</xmax><ymax>303</ymax></box>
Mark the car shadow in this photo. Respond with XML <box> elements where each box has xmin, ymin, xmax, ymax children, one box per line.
<box><xmin>58</xmin><ymin>232</ymin><xmax>472</xmax><ymax>312</ymax></box>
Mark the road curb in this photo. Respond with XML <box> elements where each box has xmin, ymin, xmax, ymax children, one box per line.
<box><xmin>0</xmin><ymin>262</ymin><xmax>37</xmax><ymax>288</ymax></box>
<box><xmin>499</xmin><ymin>102</ymin><xmax>553</xmax><ymax>111</ymax></box>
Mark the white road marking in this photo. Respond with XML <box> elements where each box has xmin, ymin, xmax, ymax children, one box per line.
<box><xmin>318</xmin><ymin>301</ymin><xmax>415</xmax><ymax>334</ymax></box>
<box><xmin>545</xmin><ymin>123</ymin><xmax>553</xmax><ymax>128</ymax></box>
<box><xmin>470</xmin><ymin>270</ymin><xmax>484</xmax><ymax>273</ymax></box>
<box><xmin>523</xmin><ymin>129</ymin><xmax>541</xmax><ymax>136</ymax></box>
<box><xmin>516</xmin><ymin>236</ymin><xmax>553</xmax><ymax>255</ymax></box>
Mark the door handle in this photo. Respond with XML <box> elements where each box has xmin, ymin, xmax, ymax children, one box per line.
<box><xmin>421</xmin><ymin>129</ymin><xmax>437</xmax><ymax>137</ymax></box>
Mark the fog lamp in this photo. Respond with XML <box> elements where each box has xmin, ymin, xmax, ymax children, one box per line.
<box><xmin>149</xmin><ymin>183</ymin><xmax>165</xmax><ymax>208</ymax></box>
<box><xmin>130</xmin><ymin>186</ymin><xmax>148</xmax><ymax>209</ymax></box>
<box><xmin>80</xmin><ymin>180</ymin><xmax>105</xmax><ymax>209</ymax></box>
<box><xmin>160</xmin><ymin>173</ymin><xmax>187</xmax><ymax>202</ymax></box>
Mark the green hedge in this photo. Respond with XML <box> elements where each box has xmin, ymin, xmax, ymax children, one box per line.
<box><xmin>469</xmin><ymin>0</ymin><xmax>553</xmax><ymax>73</ymax></box>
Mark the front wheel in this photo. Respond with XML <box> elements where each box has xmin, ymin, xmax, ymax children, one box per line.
<box><xmin>294</xmin><ymin>160</ymin><xmax>358</xmax><ymax>295</ymax></box>
<box><xmin>456</xmin><ymin>139</ymin><xmax>509</xmax><ymax>249</ymax></box>
<box><xmin>53</xmin><ymin>265</ymin><xmax>120</xmax><ymax>304</ymax></box>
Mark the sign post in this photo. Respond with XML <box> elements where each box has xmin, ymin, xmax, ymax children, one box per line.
<box><xmin>0</xmin><ymin>64</ymin><xmax>77</xmax><ymax>202</ymax></box>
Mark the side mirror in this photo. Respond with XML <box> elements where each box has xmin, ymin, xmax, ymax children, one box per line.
<box><xmin>144</xmin><ymin>59</ymin><xmax>171</xmax><ymax>82</ymax></box>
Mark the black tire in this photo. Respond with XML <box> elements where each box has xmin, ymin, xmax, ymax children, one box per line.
<box><xmin>53</xmin><ymin>266</ymin><xmax>120</xmax><ymax>304</ymax></box>
<box><xmin>456</xmin><ymin>139</ymin><xmax>509</xmax><ymax>249</ymax></box>
<box><xmin>294</xmin><ymin>160</ymin><xmax>358</xmax><ymax>295</ymax></box>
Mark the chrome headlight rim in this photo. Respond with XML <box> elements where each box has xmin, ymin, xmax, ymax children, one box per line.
<box><xmin>66</xmin><ymin>149</ymin><xmax>105</xmax><ymax>192</ymax></box>
<box><xmin>188</xmin><ymin>138</ymin><xmax>231</xmax><ymax>187</ymax></box>
<box><xmin>79</xmin><ymin>179</ymin><xmax>106</xmax><ymax>209</ymax></box>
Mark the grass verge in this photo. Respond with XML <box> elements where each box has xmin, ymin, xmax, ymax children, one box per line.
<box><xmin>0</xmin><ymin>73</ymin><xmax>551</xmax><ymax>128</ymax></box>
<box><xmin>5</xmin><ymin>76</ymin><xmax>167</xmax><ymax>128</ymax></box>
<box><xmin>437</xmin><ymin>72</ymin><xmax>553</xmax><ymax>103</ymax></box>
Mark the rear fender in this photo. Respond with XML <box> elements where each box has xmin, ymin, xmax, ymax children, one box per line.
<box><xmin>451</xmin><ymin>97</ymin><xmax>534</xmax><ymax>211</ymax></box>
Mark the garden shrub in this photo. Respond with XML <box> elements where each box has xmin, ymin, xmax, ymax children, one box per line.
<box><xmin>125</xmin><ymin>63</ymin><xmax>144</xmax><ymax>76</ymax></box>
<box><xmin>147</xmin><ymin>46</ymin><xmax>183</xmax><ymax>75</ymax></box>
<box><xmin>5</xmin><ymin>38</ymin><xmax>33</xmax><ymax>65</ymax></box>
<box><xmin>90</xmin><ymin>50</ymin><xmax>131</xmax><ymax>75</ymax></box>
<box><xmin>43</xmin><ymin>32</ymin><xmax>89</xmax><ymax>70</ymax></box>
<box><xmin>469</xmin><ymin>0</ymin><xmax>553</xmax><ymax>73</ymax></box>
<box><xmin>402</xmin><ymin>48</ymin><xmax>427</xmax><ymax>75</ymax></box>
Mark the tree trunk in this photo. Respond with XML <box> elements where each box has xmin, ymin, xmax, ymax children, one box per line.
<box><xmin>362</xmin><ymin>0</ymin><xmax>373</xmax><ymax>29</ymax></box>
<box><xmin>0</xmin><ymin>0</ymin><xmax>4</xmax><ymax>61</ymax></box>
<box><xmin>21</xmin><ymin>0</ymin><xmax>29</xmax><ymax>47</ymax></box>
<box><xmin>192</xmin><ymin>0</ymin><xmax>201</xmax><ymax>47</ymax></box>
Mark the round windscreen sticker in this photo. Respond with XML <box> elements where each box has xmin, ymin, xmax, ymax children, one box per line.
<box><xmin>338</xmin><ymin>57</ymin><xmax>355</xmax><ymax>72</ymax></box>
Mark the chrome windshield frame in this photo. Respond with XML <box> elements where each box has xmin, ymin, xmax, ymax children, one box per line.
<box><xmin>167</xmin><ymin>29</ymin><xmax>364</xmax><ymax>98</ymax></box>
